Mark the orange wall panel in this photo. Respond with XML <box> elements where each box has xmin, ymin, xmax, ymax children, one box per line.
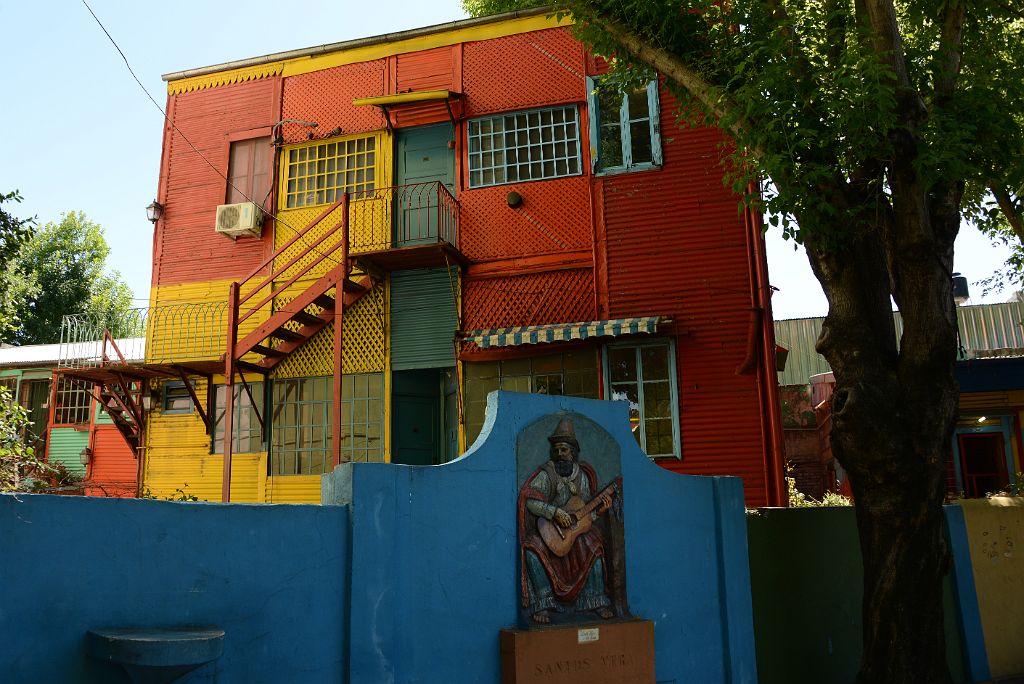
<box><xmin>599</xmin><ymin>87</ymin><xmax>768</xmax><ymax>506</ymax></box>
<box><xmin>84</xmin><ymin>426</ymin><xmax>137</xmax><ymax>498</ymax></box>
<box><xmin>280</xmin><ymin>60</ymin><xmax>387</xmax><ymax>143</ymax></box>
<box><xmin>155</xmin><ymin>77</ymin><xmax>279</xmax><ymax>287</ymax></box>
<box><xmin>459</xmin><ymin>176</ymin><xmax>593</xmax><ymax>262</ymax></box>
<box><xmin>463</xmin><ymin>27</ymin><xmax>585</xmax><ymax>116</ymax></box>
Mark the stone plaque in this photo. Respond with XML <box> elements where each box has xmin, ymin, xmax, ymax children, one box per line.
<box><xmin>500</xmin><ymin>620</ymin><xmax>655</xmax><ymax>683</ymax></box>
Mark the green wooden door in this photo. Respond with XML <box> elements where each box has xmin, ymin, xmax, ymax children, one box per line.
<box><xmin>394</xmin><ymin>123</ymin><xmax>455</xmax><ymax>246</ymax></box>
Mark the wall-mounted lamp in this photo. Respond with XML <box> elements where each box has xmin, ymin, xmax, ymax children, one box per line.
<box><xmin>952</xmin><ymin>272</ymin><xmax>970</xmax><ymax>306</ymax></box>
<box><xmin>146</xmin><ymin>200</ymin><xmax>164</xmax><ymax>224</ymax></box>
<box><xmin>79</xmin><ymin>447</ymin><xmax>92</xmax><ymax>465</ymax></box>
<box><xmin>141</xmin><ymin>393</ymin><xmax>153</xmax><ymax>411</ymax></box>
<box><xmin>507</xmin><ymin>191</ymin><xmax>523</xmax><ymax>209</ymax></box>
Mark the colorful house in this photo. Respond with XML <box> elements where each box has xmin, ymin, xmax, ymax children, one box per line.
<box><xmin>1</xmin><ymin>340</ymin><xmax>142</xmax><ymax>496</ymax></box>
<box><xmin>775</xmin><ymin>301</ymin><xmax>1024</xmax><ymax>499</ymax></box>
<box><xmin>59</xmin><ymin>9</ymin><xmax>785</xmax><ymax>505</ymax></box>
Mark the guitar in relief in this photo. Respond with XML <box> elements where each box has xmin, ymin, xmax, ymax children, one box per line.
<box><xmin>536</xmin><ymin>481</ymin><xmax>619</xmax><ymax>558</ymax></box>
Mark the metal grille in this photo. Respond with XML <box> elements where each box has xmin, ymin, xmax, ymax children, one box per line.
<box><xmin>463</xmin><ymin>268</ymin><xmax>595</xmax><ymax>333</ymax></box>
<box><xmin>284</xmin><ymin>137</ymin><xmax>376</xmax><ymax>208</ymax></box>
<box><xmin>459</xmin><ymin>176</ymin><xmax>591</xmax><ymax>261</ymax></box>
<box><xmin>280</xmin><ymin>60</ymin><xmax>388</xmax><ymax>142</ymax></box>
<box><xmin>467</xmin><ymin>106</ymin><xmax>581</xmax><ymax>188</ymax></box>
<box><xmin>463</xmin><ymin>27</ymin><xmax>585</xmax><ymax>117</ymax></box>
<box><xmin>273</xmin><ymin>282</ymin><xmax>386</xmax><ymax>378</ymax></box>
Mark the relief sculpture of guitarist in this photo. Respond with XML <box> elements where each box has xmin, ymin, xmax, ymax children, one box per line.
<box><xmin>518</xmin><ymin>418</ymin><xmax>621</xmax><ymax>625</ymax></box>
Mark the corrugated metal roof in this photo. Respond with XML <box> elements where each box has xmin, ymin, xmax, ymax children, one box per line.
<box><xmin>774</xmin><ymin>302</ymin><xmax>1024</xmax><ymax>385</ymax></box>
<box><xmin>0</xmin><ymin>338</ymin><xmax>146</xmax><ymax>369</ymax></box>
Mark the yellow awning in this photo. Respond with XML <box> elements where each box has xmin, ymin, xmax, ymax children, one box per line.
<box><xmin>352</xmin><ymin>90</ymin><xmax>459</xmax><ymax>107</ymax></box>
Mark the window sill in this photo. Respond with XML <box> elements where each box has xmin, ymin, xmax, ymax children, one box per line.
<box><xmin>594</xmin><ymin>164</ymin><xmax>661</xmax><ymax>178</ymax></box>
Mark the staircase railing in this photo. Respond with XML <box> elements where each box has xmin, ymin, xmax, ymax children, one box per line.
<box><xmin>348</xmin><ymin>181</ymin><xmax>458</xmax><ymax>252</ymax></box>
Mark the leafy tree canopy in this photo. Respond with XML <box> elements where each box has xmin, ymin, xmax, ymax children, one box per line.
<box><xmin>2</xmin><ymin>211</ymin><xmax>136</xmax><ymax>346</ymax></box>
<box><xmin>464</xmin><ymin>2</ymin><xmax>1021</xmax><ymax>682</ymax></box>
<box><xmin>0</xmin><ymin>191</ymin><xmax>36</xmax><ymax>341</ymax></box>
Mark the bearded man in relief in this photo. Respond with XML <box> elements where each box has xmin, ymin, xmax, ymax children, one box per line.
<box><xmin>518</xmin><ymin>418</ymin><xmax>618</xmax><ymax>624</ymax></box>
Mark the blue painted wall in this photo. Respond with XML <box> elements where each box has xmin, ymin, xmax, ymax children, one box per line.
<box><xmin>323</xmin><ymin>391</ymin><xmax>758</xmax><ymax>683</ymax></box>
<box><xmin>0</xmin><ymin>496</ymin><xmax>349</xmax><ymax>683</ymax></box>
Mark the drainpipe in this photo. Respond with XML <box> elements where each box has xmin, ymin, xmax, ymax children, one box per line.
<box><xmin>744</xmin><ymin>189</ymin><xmax>787</xmax><ymax>506</ymax></box>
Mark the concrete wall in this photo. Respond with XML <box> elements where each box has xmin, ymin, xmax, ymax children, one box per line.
<box><xmin>0</xmin><ymin>495</ymin><xmax>349</xmax><ymax>683</ymax></box>
<box><xmin>958</xmin><ymin>497</ymin><xmax>1024</xmax><ymax>679</ymax></box>
<box><xmin>747</xmin><ymin>506</ymin><xmax>990</xmax><ymax>683</ymax></box>
<box><xmin>324</xmin><ymin>391</ymin><xmax>758</xmax><ymax>683</ymax></box>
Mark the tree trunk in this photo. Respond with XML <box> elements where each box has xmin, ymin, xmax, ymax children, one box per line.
<box><xmin>810</xmin><ymin>197</ymin><xmax>959</xmax><ymax>683</ymax></box>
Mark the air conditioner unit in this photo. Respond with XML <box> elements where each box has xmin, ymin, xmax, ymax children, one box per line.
<box><xmin>215</xmin><ymin>202</ymin><xmax>263</xmax><ymax>239</ymax></box>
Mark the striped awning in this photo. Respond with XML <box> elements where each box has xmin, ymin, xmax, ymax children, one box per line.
<box><xmin>461</xmin><ymin>317</ymin><xmax>664</xmax><ymax>349</ymax></box>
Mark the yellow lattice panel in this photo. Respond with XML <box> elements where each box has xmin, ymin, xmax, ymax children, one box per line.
<box><xmin>273</xmin><ymin>283</ymin><xmax>386</xmax><ymax>378</ymax></box>
<box><xmin>263</xmin><ymin>476</ymin><xmax>323</xmax><ymax>504</ymax></box>
<box><xmin>148</xmin><ymin>280</ymin><xmax>270</xmax><ymax>364</ymax></box>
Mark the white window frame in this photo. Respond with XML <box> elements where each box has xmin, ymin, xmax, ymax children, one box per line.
<box><xmin>467</xmin><ymin>105</ymin><xmax>583</xmax><ymax>188</ymax></box>
<box><xmin>587</xmin><ymin>77</ymin><xmax>662</xmax><ymax>174</ymax></box>
<box><xmin>602</xmin><ymin>338</ymin><xmax>681</xmax><ymax>459</ymax></box>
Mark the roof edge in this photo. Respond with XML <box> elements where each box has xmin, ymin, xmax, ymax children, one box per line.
<box><xmin>161</xmin><ymin>6</ymin><xmax>557</xmax><ymax>83</ymax></box>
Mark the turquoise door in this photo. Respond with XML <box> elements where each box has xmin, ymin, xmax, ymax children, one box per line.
<box><xmin>394</xmin><ymin>124</ymin><xmax>455</xmax><ymax>246</ymax></box>
<box><xmin>391</xmin><ymin>369</ymin><xmax>442</xmax><ymax>466</ymax></box>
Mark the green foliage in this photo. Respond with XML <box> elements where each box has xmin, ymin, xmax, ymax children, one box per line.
<box><xmin>0</xmin><ymin>191</ymin><xmax>35</xmax><ymax>341</ymax></box>
<box><xmin>141</xmin><ymin>485</ymin><xmax>201</xmax><ymax>502</ymax></box>
<box><xmin>461</xmin><ymin>0</ymin><xmax>547</xmax><ymax>16</ymax></box>
<box><xmin>0</xmin><ymin>387</ymin><xmax>80</xmax><ymax>493</ymax></box>
<box><xmin>2</xmin><ymin>211</ymin><xmax>136</xmax><ymax>345</ymax></box>
<box><xmin>787</xmin><ymin>474</ymin><xmax>853</xmax><ymax>508</ymax></box>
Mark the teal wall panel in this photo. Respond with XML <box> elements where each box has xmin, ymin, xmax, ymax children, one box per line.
<box><xmin>48</xmin><ymin>428</ymin><xmax>89</xmax><ymax>476</ymax></box>
<box><xmin>390</xmin><ymin>268</ymin><xmax>460</xmax><ymax>371</ymax></box>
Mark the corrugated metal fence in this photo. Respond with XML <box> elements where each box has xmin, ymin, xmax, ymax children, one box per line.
<box><xmin>775</xmin><ymin>302</ymin><xmax>1024</xmax><ymax>385</ymax></box>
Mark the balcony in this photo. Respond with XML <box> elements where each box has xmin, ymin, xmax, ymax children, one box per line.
<box><xmin>348</xmin><ymin>181</ymin><xmax>464</xmax><ymax>272</ymax></box>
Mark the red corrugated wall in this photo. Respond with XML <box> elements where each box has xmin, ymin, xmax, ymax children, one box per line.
<box><xmin>599</xmin><ymin>87</ymin><xmax>769</xmax><ymax>506</ymax></box>
<box><xmin>154</xmin><ymin>77</ymin><xmax>279</xmax><ymax>287</ymax></box>
<box><xmin>84</xmin><ymin>427</ymin><xmax>137</xmax><ymax>498</ymax></box>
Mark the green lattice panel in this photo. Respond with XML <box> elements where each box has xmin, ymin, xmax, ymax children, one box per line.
<box><xmin>273</xmin><ymin>282</ymin><xmax>386</xmax><ymax>379</ymax></box>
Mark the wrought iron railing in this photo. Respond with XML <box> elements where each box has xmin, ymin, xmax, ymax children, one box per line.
<box><xmin>349</xmin><ymin>181</ymin><xmax>459</xmax><ymax>252</ymax></box>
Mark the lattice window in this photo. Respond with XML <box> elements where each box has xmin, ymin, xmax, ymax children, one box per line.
<box><xmin>53</xmin><ymin>377</ymin><xmax>92</xmax><ymax>425</ymax></box>
<box><xmin>464</xmin><ymin>349</ymin><xmax>599</xmax><ymax>445</ymax></box>
<box><xmin>212</xmin><ymin>383</ymin><xmax>265</xmax><ymax>454</ymax></box>
<box><xmin>270</xmin><ymin>373</ymin><xmax>383</xmax><ymax>475</ymax></box>
<box><xmin>284</xmin><ymin>137</ymin><xmax>376</xmax><ymax>208</ymax></box>
<box><xmin>467</xmin><ymin>106</ymin><xmax>581</xmax><ymax>188</ymax></box>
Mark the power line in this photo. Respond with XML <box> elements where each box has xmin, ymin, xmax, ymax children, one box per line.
<box><xmin>80</xmin><ymin>0</ymin><xmax>345</xmax><ymax>271</ymax></box>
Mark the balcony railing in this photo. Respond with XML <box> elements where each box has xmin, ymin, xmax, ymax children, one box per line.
<box><xmin>60</xmin><ymin>302</ymin><xmax>228</xmax><ymax>369</ymax></box>
<box><xmin>348</xmin><ymin>181</ymin><xmax>458</xmax><ymax>253</ymax></box>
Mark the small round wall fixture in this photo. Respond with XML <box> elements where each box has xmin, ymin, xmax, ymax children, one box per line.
<box><xmin>507</xmin><ymin>191</ymin><xmax>523</xmax><ymax>209</ymax></box>
<box><xmin>146</xmin><ymin>200</ymin><xmax>164</xmax><ymax>224</ymax></box>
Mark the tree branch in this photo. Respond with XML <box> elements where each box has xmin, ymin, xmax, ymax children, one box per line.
<box><xmin>579</xmin><ymin>11</ymin><xmax>765</xmax><ymax>161</ymax></box>
<box><xmin>990</xmin><ymin>184</ymin><xmax>1024</xmax><ymax>243</ymax></box>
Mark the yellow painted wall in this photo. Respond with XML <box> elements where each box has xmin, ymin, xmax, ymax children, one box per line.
<box><xmin>143</xmin><ymin>376</ymin><xmax>265</xmax><ymax>502</ymax></box>
<box><xmin>274</xmin><ymin>130</ymin><xmax>393</xmax><ymax>283</ymax></box>
<box><xmin>958</xmin><ymin>496</ymin><xmax>1024</xmax><ymax>678</ymax></box>
<box><xmin>148</xmin><ymin>279</ymin><xmax>269</xmax><ymax>365</ymax></box>
<box><xmin>263</xmin><ymin>475</ymin><xmax>322</xmax><ymax>504</ymax></box>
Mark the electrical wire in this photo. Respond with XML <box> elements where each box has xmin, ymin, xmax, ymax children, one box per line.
<box><xmin>80</xmin><ymin>0</ymin><xmax>346</xmax><ymax>271</ymax></box>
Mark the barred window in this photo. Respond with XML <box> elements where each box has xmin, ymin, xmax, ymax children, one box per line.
<box><xmin>467</xmin><ymin>106</ymin><xmax>582</xmax><ymax>188</ymax></box>
<box><xmin>284</xmin><ymin>137</ymin><xmax>376</xmax><ymax>208</ymax></box>
<box><xmin>53</xmin><ymin>377</ymin><xmax>92</xmax><ymax>425</ymax></box>
<box><xmin>270</xmin><ymin>374</ymin><xmax>383</xmax><ymax>475</ymax></box>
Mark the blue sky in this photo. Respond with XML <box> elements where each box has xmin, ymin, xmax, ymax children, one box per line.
<box><xmin>0</xmin><ymin>1</ymin><xmax>1011</xmax><ymax>320</ymax></box>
